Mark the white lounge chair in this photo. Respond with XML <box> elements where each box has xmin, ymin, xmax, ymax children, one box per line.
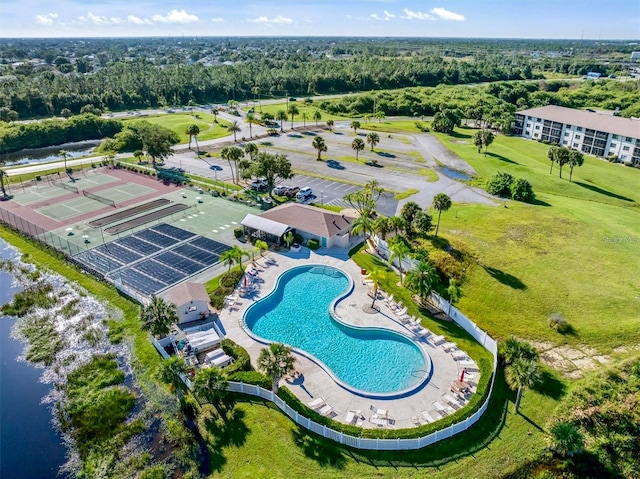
<box><xmin>394</xmin><ymin>306</ymin><xmax>408</xmax><ymax>317</ymax></box>
<box><xmin>211</xmin><ymin>354</ymin><xmax>232</xmax><ymax>367</ymax></box>
<box><xmin>433</xmin><ymin>401</ymin><xmax>454</xmax><ymax>415</ymax></box>
<box><xmin>345</xmin><ymin>411</ymin><xmax>356</xmax><ymax>424</ymax></box>
<box><xmin>459</xmin><ymin>359</ymin><xmax>478</xmax><ymax>370</ymax></box>
<box><xmin>441</xmin><ymin>342</ymin><xmax>457</xmax><ymax>352</ymax></box>
<box><xmin>417</xmin><ymin>328</ymin><xmax>432</xmax><ymax>339</ymax></box>
<box><xmin>443</xmin><ymin>394</ymin><xmax>463</xmax><ymax>408</ymax></box>
<box><xmin>421</xmin><ymin>410</ymin><xmax>435</xmax><ymax>423</ymax></box>
<box><xmin>318</xmin><ymin>404</ymin><xmax>333</xmax><ymax>416</ymax></box>
<box><xmin>411</xmin><ymin>416</ymin><xmax>422</xmax><ymax>426</ymax></box>
<box><xmin>452</xmin><ymin>351</ymin><xmax>468</xmax><ymax>360</ymax></box>
<box><xmin>430</xmin><ymin>334</ymin><xmax>446</xmax><ymax>345</ymax></box>
<box><xmin>384</xmin><ymin>294</ymin><xmax>394</xmax><ymax>306</ymax></box>
<box><xmin>370</xmin><ymin>415</ymin><xmax>388</xmax><ymax>427</ymax></box>
<box><xmin>307</xmin><ymin>397</ymin><xmax>325</xmax><ymax>409</ymax></box>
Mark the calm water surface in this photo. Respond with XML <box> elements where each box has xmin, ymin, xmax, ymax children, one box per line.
<box><xmin>0</xmin><ymin>239</ymin><xmax>67</xmax><ymax>478</ymax></box>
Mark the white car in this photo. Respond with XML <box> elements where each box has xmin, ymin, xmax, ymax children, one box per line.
<box><xmin>296</xmin><ymin>187</ymin><xmax>313</xmax><ymax>201</ymax></box>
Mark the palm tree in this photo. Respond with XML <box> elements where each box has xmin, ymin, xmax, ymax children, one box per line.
<box><xmin>59</xmin><ymin>149</ymin><xmax>69</xmax><ymax>172</ymax></box>
<box><xmin>481</xmin><ymin>130</ymin><xmax>494</xmax><ymax>156</ymax></box>
<box><xmin>499</xmin><ymin>336</ymin><xmax>539</xmax><ymax>366</ymax></box>
<box><xmin>220</xmin><ymin>146</ymin><xmax>243</xmax><ymax>184</ymax></box>
<box><xmin>301</xmin><ymin>112</ymin><xmax>308</xmax><ymax>127</ymax></box>
<box><xmin>367</xmin><ymin>268</ymin><xmax>386</xmax><ymax>309</ymax></box>
<box><xmin>366</xmin><ymin>132</ymin><xmax>380</xmax><ymax>151</ymax></box>
<box><xmin>276</xmin><ymin>110</ymin><xmax>287</xmax><ymax>132</ymax></box>
<box><xmin>549</xmin><ymin>422</ymin><xmax>584</xmax><ymax>457</ymax></box>
<box><xmin>312</xmin><ymin>136</ymin><xmax>327</xmax><ymax>160</ymax></box>
<box><xmin>141</xmin><ymin>295</ymin><xmax>178</xmax><ymax>337</ymax></box>
<box><xmin>352</xmin><ymin>138</ymin><xmax>365</xmax><ymax>161</ymax></box>
<box><xmin>193</xmin><ymin>367</ymin><xmax>228</xmax><ymax>408</ymax></box>
<box><xmin>405</xmin><ymin>259</ymin><xmax>438</xmax><ymax>305</ymax></box>
<box><xmin>446</xmin><ymin>278</ymin><xmax>461</xmax><ymax>315</ymax></box>
<box><xmin>186</xmin><ymin>124</ymin><xmax>200</xmax><ymax>152</ymax></box>
<box><xmin>505</xmin><ymin>358</ymin><xmax>542</xmax><ymax>412</ymax></box>
<box><xmin>313</xmin><ymin>110</ymin><xmax>322</xmax><ymax>126</ymax></box>
<box><xmin>568</xmin><ymin>150</ymin><xmax>584</xmax><ymax>182</ymax></box>
<box><xmin>432</xmin><ymin>193</ymin><xmax>452</xmax><ymax>237</ymax></box>
<box><xmin>158</xmin><ymin>356</ymin><xmax>188</xmax><ymax>397</ymax></box>
<box><xmin>375</xmin><ymin>110</ymin><xmax>386</xmax><ymax>123</ymax></box>
<box><xmin>547</xmin><ymin>147</ymin><xmax>556</xmax><ymax>175</ymax></box>
<box><xmin>133</xmin><ymin>149</ymin><xmax>144</xmax><ymax>164</ymax></box>
<box><xmin>211</xmin><ymin>107</ymin><xmax>219</xmax><ymax>122</ymax></box>
<box><xmin>288</xmin><ymin>104</ymin><xmax>299</xmax><ymax>130</ymax></box>
<box><xmin>252</xmin><ymin>85</ymin><xmax>261</xmax><ymax>112</ymax></box>
<box><xmin>351</xmin><ymin>214</ymin><xmax>374</xmax><ymax>240</ymax></box>
<box><xmin>350</xmin><ymin>120</ymin><xmax>361</xmax><ymax>134</ymax></box>
<box><xmin>372</xmin><ymin>216</ymin><xmax>391</xmax><ymax>240</ymax></box>
<box><xmin>244</xmin><ymin>142</ymin><xmax>258</xmax><ymax>161</ymax></box>
<box><xmin>389</xmin><ymin>216</ymin><xmax>407</xmax><ymax>236</ymax></box>
<box><xmin>388</xmin><ymin>235</ymin><xmax>412</xmax><ymax>284</ymax></box>
<box><xmin>220</xmin><ymin>247</ymin><xmax>239</xmax><ymax>272</ymax></box>
<box><xmin>0</xmin><ymin>168</ymin><xmax>8</xmax><ymax>199</ymax></box>
<box><xmin>246</xmin><ymin>112</ymin><xmax>256</xmax><ymax>138</ymax></box>
<box><xmin>283</xmin><ymin>231</ymin><xmax>294</xmax><ymax>249</ymax></box>
<box><xmin>258</xmin><ymin>343</ymin><xmax>295</xmax><ymax>393</ymax></box>
<box><xmin>227</xmin><ymin>120</ymin><xmax>241</xmax><ymax>142</ymax></box>
<box><xmin>326</xmin><ymin>119</ymin><xmax>334</xmax><ymax>131</ymax></box>
<box><xmin>254</xmin><ymin>239</ymin><xmax>268</xmax><ymax>257</ymax></box>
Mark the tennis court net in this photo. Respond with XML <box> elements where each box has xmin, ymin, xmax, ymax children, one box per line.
<box><xmin>83</xmin><ymin>190</ymin><xmax>116</xmax><ymax>207</ymax></box>
<box><xmin>52</xmin><ymin>180</ymin><xmax>79</xmax><ymax>193</ymax></box>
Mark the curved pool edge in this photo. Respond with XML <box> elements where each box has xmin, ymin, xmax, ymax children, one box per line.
<box><xmin>241</xmin><ymin>264</ymin><xmax>433</xmax><ymax>400</ymax></box>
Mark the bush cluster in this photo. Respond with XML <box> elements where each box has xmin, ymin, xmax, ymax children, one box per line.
<box><xmin>220</xmin><ymin>339</ymin><xmax>251</xmax><ymax>374</ymax></box>
<box><xmin>486</xmin><ymin>171</ymin><xmax>535</xmax><ymax>203</ymax></box>
<box><xmin>208</xmin><ymin>269</ymin><xmax>244</xmax><ymax>309</ymax></box>
<box><xmin>547</xmin><ymin>312</ymin><xmax>572</xmax><ymax>334</ymax></box>
<box><xmin>307</xmin><ymin>238</ymin><xmax>320</xmax><ymax>250</ymax></box>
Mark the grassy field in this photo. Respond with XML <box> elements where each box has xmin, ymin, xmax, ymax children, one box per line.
<box><xmin>428</xmin><ymin>127</ymin><xmax>640</xmax><ymax>350</ymax></box>
<box><xmin>122</xmin><ymin>112</ymin><xmax>231</xmax><ymax>144</ymax></box>
<box><xmin>244</xmin><ymin>102</ymin><xmax>352</xmax><ymax>122</ymax></box>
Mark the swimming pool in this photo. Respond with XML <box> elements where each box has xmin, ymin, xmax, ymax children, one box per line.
<box><xmin>244</xmin><ymin>265</ymin><xmax>429</xmax><ymax>397</ymax></box>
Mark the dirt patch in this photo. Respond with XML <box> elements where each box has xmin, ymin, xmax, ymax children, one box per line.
<box><xmin>451</xmin><ymin>140</ymin><xmax>468</xmax><ymax>144</ymax></box>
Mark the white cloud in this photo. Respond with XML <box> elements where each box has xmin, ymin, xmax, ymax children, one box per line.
<box><xmin>371</xmin><ymin>10</ymin><xmax>396</xmax><ymax>21</ymax></box>
<box><xmin>248</xmin><ymin>15</ymin><xmax>293</xmax><ymax>25</ymax></box>
<box><xmin>384</xmin><ymin>10</ymin><xmax>396</xmax><ymax>19</ymax></box>
<box><xmin>81</xmin><ymin>12</ymin><xmax>123</xmax><ymax>25</ymax></box>
<box><xmin>211</xmin><ymin>17</ymin><xmax>224</xmax><ymax>23</ymax></box>
<box><xmin>127</xmin><ymin>15</ymin><xmax>150</xmax><ymax>25</ymax></box>
<box><xmin>35</xmin><ymin>13</ymin><xmax>58</xmax><ymax>26</ymax></box>
<box><xmin>401</xmin><ymin>8</ymin><xmax>434</xmax><ymax>20</ymax></box>
<box><xmin>431</xmin><ymin>7</ymin><xmax>465</xmax><ymax>21</ymax></box>
<box><xmin>151</xmin><ymin>9</ymin><xmax>199</xmax><ymax>24</ymax></box>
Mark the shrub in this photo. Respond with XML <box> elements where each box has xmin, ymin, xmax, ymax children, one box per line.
<box><xmin>548</xmin><ymin>312</ymin><xmax>571</xmax><ymax>333</ymax></box>
<box><xmin>486</xmin><ymin>171</ymin><xmax>514</xmax><ymax>196</ymax></box>
<box><xmin>293</xmin><ymin>233</ymin><xmax>304</xmax><ymax>244</ymax></box>
<box><xmin>227</xmin><ymin>371</ymin><xmax>271</xmax><ymax>389</ymax></box>
<box><xmin>221</xmin><ymin>339</ymin><xmax>251</xmax><ymax>374</ymax></box>
<box><xmin>510</xmin><ymin>178</ymin><xmax>536</xmax><ymax>203</ymax></box>
<box><xmin>307</xmin><ymin>238</ymin><xmax>320</xmax><ymax>250</ymax></box>
<box><xmin>233</xmin><ymin>227</ymin><xmax>243</xmax><ymax>239</ymax></box>
<box><xmin>219</xmin><ymin>269</ymin><xmax>243</xmax><ymax>288</ymax></box>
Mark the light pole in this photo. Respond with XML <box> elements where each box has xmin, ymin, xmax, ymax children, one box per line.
<box><xmin>320</xmin><ymin>190</ymin><xmax>323</xmax><ymax>206</ymax></box>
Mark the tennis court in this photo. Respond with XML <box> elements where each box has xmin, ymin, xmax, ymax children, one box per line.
<box><xmin>12</xmin><ymin>185</ymin><xmax>71</xmax><ymax>206</ymax></box>
<box><xmin>37</xmin><ymin>196</ymin><xmax>111</xmax><ymax>221</ymax></box>
<box><xmin>86</xmin><ymin>183</ymin><xmax>156</xmax><ymax>205</ymax></box>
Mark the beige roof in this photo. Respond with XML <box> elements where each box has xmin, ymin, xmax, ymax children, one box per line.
<box><xmin>259</xmin><ymin>203</ymin><xmax>357</xmax><ymax>238</ymax></box>
<box><xmin>167</xmin><ymin>282</ymin><xmax>209</xmax><ymax>306</ymax></box>
<box><xmin>516</xmin><ymin>105</ymin><xmax>640</xmax><ymax>139</ymax></box>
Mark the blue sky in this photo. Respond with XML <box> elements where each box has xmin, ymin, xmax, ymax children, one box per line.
<box><xmin>1</xmin><ymin>0</ymin><xmax>638</xmax><ymax>39</ymax></box>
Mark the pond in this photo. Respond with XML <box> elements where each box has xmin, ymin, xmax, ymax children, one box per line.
<box><xmin>439</xmin><ymin>166</ymin><xmax>472</xmax><ymax>181</ymax></box>
<box><xmin>0</xmin><ymin>240</ymin><xmax>67</xmax><ymax>478</ymax></box>
<box><xmin>0</xmin><ymin>140</ymin><xmax>99</xmax><ymax>167</ymax></box>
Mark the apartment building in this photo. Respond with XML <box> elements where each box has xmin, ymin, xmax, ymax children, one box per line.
<box><xmin>514</xmin><ymin>105</ymin><xmax>640</xmax><ymax>165</ymax></box>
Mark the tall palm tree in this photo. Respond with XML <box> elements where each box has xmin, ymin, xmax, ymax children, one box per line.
<box><xmin>288</xmin><ymin>104</ymin><xmax>299</xmax><ymax>130</ymax></box>
<box><xmin>351</xmin><ymin>214</ymin><xmax>374</xmax><ymax>240</ymax></box>
<box><xmin>350</xmin><ymin>120</ymin><xmax>361</xmax><ymax>134</ymax></box>
<box><xmin>141</xmin><ymin>295</ymin><xmax>178</xmax><ymax>337</ymax></box>
<box><xmin>227</xmin><ymin>120</ymin><xmax>241</xmax><ymax>142</ymax></box>
<box><xmin>432</xmin><ymin>193</ymin><xmax>452</xmax><ymax>237</ymax></box>
<box><xmin>389</xmin><ymin>216</ymin><xmax>407</xmax><ymax>236</ymax></box>
<box><xmin>246</xmin><ymin>112</ymin><xmax>256</xmax><ymax>138</ymax></box>
<box><xmin>301</xmin><ymin>112</ymin><xmax>308</xmax><ymax>127</ymax></box>
<box><xmin>59</xmin><ymin>149</ymin><xmax>69</xmax><ymax>171</ymax></box>
<box><xmin>568</xmin><ymin>150</ymin><xmax>584</xmax><ymax>182</ymax></box>
<box><xmin>372</xmin><ymin>216</ymin><xmax>391</xmax><ymax>240</ymax></box>
<box><xmin>258</xmin><ymin>343</ymin><xmax>295</xmax><ymax>393</ymax></box>
<box><xmin>406</xmin><ymin>260</ymin><xmax>438</xmax><ymax>305</ymax></box>
<box><xmin>547</xmin><ymin>147</ymin><xmax>556</xmax><ymax>175</ymax></box>
<box><xmin>193</xmin><ymin>367</ymin><xmax>228</xmax><ymax>408</ymax></box>
<box><xmin>505</xmin><ymin>357</ymin><xmax>542</xmax><ymax>413</ymax></box>
<box><xmin>366</xmin><ymin>132</ymin><xmax>380</xmax><ymax>151</ymax></box>
<box><xmin>133</xmin><ymin>149</ymin><xmax>144</xmax><ymax>164</ymax></box>
<box><xmin>312</xmin><ymin>136</ymin><xmax>327</xmax><ymax>160</ymax></box>
<box><xmin>283</xmin><ymin>231</ymin><xmax>294</xmax><ymax>249</ymax></box>
<box><xmin>254</xmin><ymin>239</ymin><xmax>269</xmax><ymax>257</ymax></box>
<box><xmin>187</xmin><ymin>124</ymin><xmax>200</xmax><ymax>151</ymax></box>
<box><xmin>276</xmin><ymin>110</ymin><xmax>287</xmax><ymax>132</ymax></box>
<box><xmin>446</xmin><ymin>278</ymin><xmax>461</xmax><ymax>315</ymax></box>
<box><xmin>221</xmin><ymin>146</ymin><xmax>243</xmax><ymax>184</ymax></box>
<box><xmin>352</xmin><ymin>138</ymin><xmax>365</xmax><ymax>161</ymax></box>
<box><xmin>211</xmin><ymin>107</ymin><xmax>219</xmax><ymax>122</ymax></box>
<box><xmin>220</xmin><ymin>245</ymin><xmax>244</xmax><ymax>272</ymax></box>
<box><xmin>244</xmin><ymin>142</ymin><xmax>258</xmax><ymax>161</ymax></box>
<box><xmin>326</xmin><ymin>119</ymin><xmax>334</xmax><ymax>131</ymax></box>
<box><xmin>375</xmin><ymin>110</ymin><xmax>386</xmax><ymax>123</ymax></box>
<box><xmin>313</xmin><ymin>110</ymin><xmax>322</xmax><ymax>126</ymax></box>
<box><xmin>367</xmin><ymin>268</ymin><xmax>386</xmax><ymax>309</ymax></box>
<box><xmin>388</xmin><ymin>235</ymin><xmax>412</xmax><ymax>285</ymax></box>
<box><xmin>158</xmin><ymin>356</ymin><xmax>188</xmax><ymax>397</ymax></box>
<box><xmin>500</xmin><ymin>336</ymin><xmax>539</xmax><ymax>366</ymax></box>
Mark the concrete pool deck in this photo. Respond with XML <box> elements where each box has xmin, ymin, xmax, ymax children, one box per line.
<box><xmin>218</xmin><ymin>246</ymin><xmax>480</xmax><ymax>430</ymax></box>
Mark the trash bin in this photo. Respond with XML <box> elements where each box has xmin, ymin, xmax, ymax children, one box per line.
<box><xmin>361</xmin><ymin>268</ymin><xmax>367</xmax><ymax>275</ymax></box>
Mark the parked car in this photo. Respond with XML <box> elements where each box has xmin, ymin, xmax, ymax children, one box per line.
<box><xmin>284</xmin><ymin>186</ymin><xmax>300</xmax><ymax>198</ymax></box>
<box><xmin>249</xmin><ymin>179</ymin><xmax>268</xmax><ymax>191</ymax></box>
<box><xmin>296</xmin><ymin>187</ymin><xmax>313</xmax><ymax>201</ymax></box>
<box><xmin>272</xmin><ymin>185</ymin><xmax>289</xmax><ymax>196</ymax></box>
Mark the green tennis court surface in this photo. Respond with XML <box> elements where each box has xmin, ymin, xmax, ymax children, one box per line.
<box><xmin>37</xmin><ymin>196</ymin><xmax>109</xmax><ymax>221</ymax></box>
<box><xmin>11</xmin><ymin>185</ymin><xmax>71</xmax><ymax>206</ymax></box>
<box><xmin>94</xmin><ymin>183</ymin><xmax>156</xmax><ymax>204</ymax></box>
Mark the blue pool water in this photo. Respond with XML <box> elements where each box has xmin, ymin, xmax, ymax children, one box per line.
<box><xmin>244</xmin><ymin>265</ymin><xmax>428</xmax><ymax>394</ymax></box>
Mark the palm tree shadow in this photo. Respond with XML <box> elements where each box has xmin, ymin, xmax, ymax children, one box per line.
<box><xmin>291</xmin><ymin>426</ymin><xmax>347</xmax><ymax>469</ymax></box>
<box><xmin>201</xmin><ymin>405</ymin><xmax>250</xmax><ymax>473</ymax></box>
<box><xmin>532</xmin><ymin>369</ymin><xmax>566</xmax><ymax>400</ymax></box>
<box><xmin>485</xmin><ymin>152</ymin><xmax>520</xmax><ymax>165</ymax></box>
<box><xmin>482</xmin><ymin>265</ymin><xmax>527</xmax><ymax>290</ymax></box>
<box><xmin>573</xmin><ymin>181</ymin><xmax>635</xmax><ymax>202</ymax></box>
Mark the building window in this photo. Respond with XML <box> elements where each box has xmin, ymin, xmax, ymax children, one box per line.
<box><xmin>575</xmin><ymin>135</ymin><xmax>581</xmax><ymax>140</ymax></box>
<box><xmin>188</xmin><ymin>305</ymin><xmax>197</xmax><ymax>312</ymax></box>
<box><xmin>563</xmin><ymin>140</ymin><xmax>568</xmax><ymax>145</ymax></box>
<box><xmin>577</xmin><ymin>127</ymin><xmax>583</xmax><ymax>132</ymax></box>
<box><xmin>621</xmin><ymin>155</ymin><xmax>627</xmax><ymax>160</ymax></box>
<box><xmin>612</xmin><ymin>134</ymin><xmax>619</xmax><ymax>140</ymax></box>
<box><xmin>623</xmin><ymin>146</ymin><xmax>630</xmax><ymax>151</ymax></box>
<box><xmin>610</xmin><ymin>143</ymin><xmax>617</xmax><ymax>148</ymax></box>
<box><xmin>564</xmin><ymin>132</ymin><xmax>569</xmax><ymax>136</ymax></box>
<box><xmin>573</xmin><ymin>143</ymin><xmax>579</xmax><ymax>148</ymax></box>
<box><xmin>535</xmin><ymin>125</ymin><xmax>540</xmax><ymax>130</ymax></box>
<box><xmin>566</xmin><ymin>124</ymin><xmax>572</xmax><ymax>128</ymax></box>
<box><xmin>625</xmin><ymin>137</ymin><xmax>632</xmax><ymax>142</ymax></box>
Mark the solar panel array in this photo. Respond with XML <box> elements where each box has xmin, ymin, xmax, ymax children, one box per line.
<box><xmin>74</xmin><ymin>223</ymin><xmax>231</xmax><ymax>296</ymax></box>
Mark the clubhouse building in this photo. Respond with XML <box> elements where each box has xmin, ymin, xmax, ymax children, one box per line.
<box><xmin>514</xmin><ymin>105</ymin><xmax>640</xmax><ymax>165</ymax></box>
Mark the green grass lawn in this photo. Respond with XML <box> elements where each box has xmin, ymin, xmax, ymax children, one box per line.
<box><xmin>244</xmin><ymin>102</ymin><xmax>352</xmax><ymax>123</ymax></box>
<box><xmin>360</xmin><ymin>120</ymin><xmax>429</xmax><ymax>134</ymax></box>
<box><xmin>123</xmin><ymin>112</ymin><xmax>231</xmax><ymax>144</ymax></box>
<box><xmin>427</xmin><ymin>127</ymin><xmax>640</xmax><ymax>350</ymax></box>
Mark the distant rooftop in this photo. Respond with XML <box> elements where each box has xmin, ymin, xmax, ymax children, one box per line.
<box><xmin>516</xmin><ymin>105</ymin><xmax>640</xmax><ymax>139</ymax></box>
